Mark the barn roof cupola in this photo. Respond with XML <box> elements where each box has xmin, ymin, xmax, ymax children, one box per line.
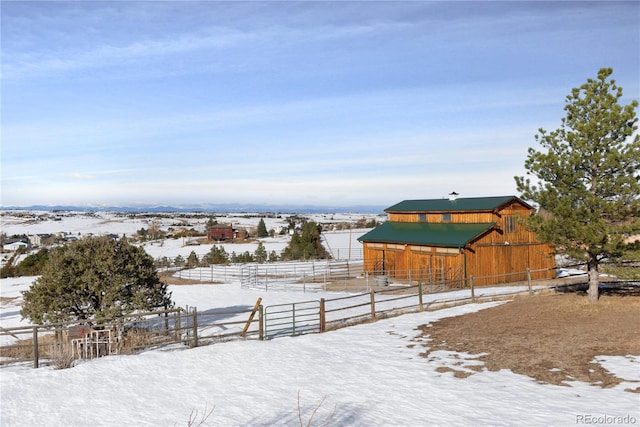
<box><xmin>448</xmin><ymin>191</ymin><xmax>459</xmax><ymax>201</ymax></box>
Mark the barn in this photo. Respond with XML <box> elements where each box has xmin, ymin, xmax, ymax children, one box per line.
<box><xmin>207</xmin><ymin>224</ymin><xmax>234</xmax><ymax>241</ymax></box>
<box><xmin>358</xmin><ymin>194</ymin><xmax>556</xmax><ymax>286</ymax></box>
<box><xmin>207</xmin><ymin>223</ymin><xmax>249</xmax><ymax>242</ymax></box>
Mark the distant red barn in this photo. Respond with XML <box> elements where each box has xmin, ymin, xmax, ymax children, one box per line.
<box><xmin>208</xmin><ymin>224</ymin><xmax>234</xmax><ymax>241</ymax></box>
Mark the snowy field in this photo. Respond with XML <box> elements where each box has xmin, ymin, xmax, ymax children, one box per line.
<box><xmin>0</xmin><ymin>210</ymin><xmax>381</xmax><ymax>239</ymax></box>
<box><xmin>1</xmin><ymin>288</ymin><xmax>638</xmax><ymax>427</ymax></box>
<box><xmin>1</xmin><ymin>210</ymin><xmax>639</xmax><ymax>426</ymax></box>
<box><xmin>1</xmin><ymin>210</ymin><xmax>373</xmax><ymax>264</ymax></box>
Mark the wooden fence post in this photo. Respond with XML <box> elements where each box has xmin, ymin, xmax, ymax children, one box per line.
<box><xmin>320</xmin><ymin>298</ymin><xmax>326</xmax><ymax>333</ymax></box>
<box><xmin>175</xmin><ymin>310</ymin><xmax>182</xmax><ymax>342</ymax></box>
<box><xmin>241</xmin><ymin>298</ymin><xmax>262</xmax><ymax>337</ymax></box>
<box><xmin>32</xmin><ymin>327</ymin><xmax>39</xmax><ymax>369</ymax></box>
<box><xmin>370</xmin><ymin>290</ymin><xmax>376</xmax><ymax>321</ymax></box>
<box><xmin>191</xmin><ymin>307</ymin><xmax>198</xmax><ymax>348</ymax></box>
<box><xmin>526</xmin><ymin>268</ymin><xmax>532</xmax><ymax>295</ymax></box>
<box><xmin>470</xmin><ymin>276</ymin><xmax>475</xmax><ymax>303</ymax></box>
<box><xmin>418</xmin><ymin>282</ymin><xmax>424</xmax><ymax>311</ymax></box>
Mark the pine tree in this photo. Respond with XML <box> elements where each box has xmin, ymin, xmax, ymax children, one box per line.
<box><xmin>206</xmin><ymin>216</ymin><xmax>217</xmax><ymax>228</ymax></box>
<box><xmin>187</xmin><ymin>251</ymin><xmax>199</xmax><ymax>267</ymax></box>
<box><xmin>21</xmin><ymin>236</ymin><xmax>173</xmax><ymax>324</ymax></box>
<box><xmin>256</xmin><ymin>218</ymin><xmax>268</xmax><ymax>238</ymax></box>
<box><xmin>268</xmin><ymin>250</ymin><xmax>279</xmax><ymax>262</ymax></box>
<box><xmin>281</xmin><ymin>221</ymin><xmax>327</xmax><ymax>260</ymax></box>
<box><xmin>15</xmin><ymin>248</ymin><xmax>50</xmax><ymax>276</ymax></box>
<box><xmin>515</xmin><ymin>68</ymin><xmax>640</xmax><ymax>302</ymax></box>
<box><xmin>203</xmin><ymin>245</ymin><xmax>229</xmax><ymax>265</ymax></box>
<box><xmin>254</xmin><ymin>242</ymin><xmax>267</xmax><ymax>263</ymax></box>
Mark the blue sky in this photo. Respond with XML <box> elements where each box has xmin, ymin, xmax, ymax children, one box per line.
<box><xmin>2</xmin><ymin>1</ymin><xmax>639</xmax><ymax>209</ymax></box>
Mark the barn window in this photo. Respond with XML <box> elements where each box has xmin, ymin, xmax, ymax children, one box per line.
<box><xmin>418</xmin><ymin>213</ymin><xmax>427</xmax><ymax>222</ymax></box>
<box><xmin>435</xmin><ymin>247</ymin><xmax>459</xmax><ymax>254</ymax></box>
<box><xmin>441</xmin><ymin>213</ymin><xmax>451</xmax><ymax>222</ymax></box>
<box><xmin>386</xmin><ymin>243</ymin><xmax>405</xmax><ymax>251</ymax></box>
<box><xmin>505</xmin><ymin>216</ymin><xmax>517</xmax><ymax>233</ymax></box>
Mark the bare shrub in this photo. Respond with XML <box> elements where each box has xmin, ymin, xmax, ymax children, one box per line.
<box><xmin>49</xmin><ymin>342</ymin><xmax>77</xmax><ymax>369</ymax></box>
<box><xmin>185</xmin><ymin>403</ymin><xmax>215</xmax><ymax>427</ymax></box>
<box><xmin>297</xmin><ymin>391</ymin><xmax>335</xmax><ymax>427</ymax></box>
<box><xmin>120</xmin><ymin>328</ymin><xmax>155</xmax><ymax>354</ymax></box>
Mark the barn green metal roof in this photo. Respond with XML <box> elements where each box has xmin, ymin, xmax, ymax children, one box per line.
<box><xmin>385</xmin><ymin>196</ymin><xmax>530</xmax><ymax>213</ymax></box>
<box><xmin>357</xmin><ymin>222</ymin><xmax>496</xmax><ymax>248</ymax></box>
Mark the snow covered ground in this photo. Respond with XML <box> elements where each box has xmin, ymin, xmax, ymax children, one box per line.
<box><xmin>1</xmin><ymin>210</ymin><xmax>638</xmax><ymax>426</ymax></box>
<box><xmin>0</xmin><ymin>210</ymin><xmax>379</xmax><ymax>241</ymax></box>
<box><xmin>1</xmin><ymin>210</ymin><xmax>371</xmax><ymax>264</ymax></box>
<box><xmin>1</xmin><ymin>287</ymin><xmax>638</xmax><ymax>426</ymax></box>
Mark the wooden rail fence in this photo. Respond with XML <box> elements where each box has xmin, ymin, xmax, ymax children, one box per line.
<box><xmin>1</xmin><ymin>268</ymin><xmax>556</xmax><ymax>369</ymax></box>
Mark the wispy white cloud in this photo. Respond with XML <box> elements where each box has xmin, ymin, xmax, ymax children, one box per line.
<box><xmin>3</xmin><ymin>4</ymin><xmax>417</xmax><ymax>81</ymax></box>
<box><xmin>3</xmin><ymin>28</ymin><xmax>250</xmax><ymax>78</ymax></box>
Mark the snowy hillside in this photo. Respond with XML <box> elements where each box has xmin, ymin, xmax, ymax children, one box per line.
<box><xmin>1</xmin><ymin>288</ymin><xmax>638</xmax><ymax>426</ymax></box>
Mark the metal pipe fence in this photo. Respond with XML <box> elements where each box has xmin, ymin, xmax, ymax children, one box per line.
<box><xmin>263</xmin><ymin>300</ymin><xmax>321</xmax><ymax>339</ymax></box>
<box><xmin>167</xmin><ymin>262</ymin><xmax>559</xmax><ymax>295</ymax></box>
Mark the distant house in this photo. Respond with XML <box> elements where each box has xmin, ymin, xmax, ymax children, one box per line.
<box><xmin>208</xmin><ymin>224</ymin><xmax>234</xmax><ymax>241</ymax></box>
<box><xmin>28</xmin><ymin>234</ymin><xmax>52</xmax><ymax>247</ymax></box>
<box><xmin>207</xmin><ymin>223</ymin><xmax>249</xmax><ymax>242</ymax></box>
<box><xmin>234</xmin><ymin>227</ymin><xmax>249</xmax><ymax>241</ymax></box>
<box><xmin>3</xmin><ymin>241</ymin><xmax>28</xmax><ymax>252</ymax></box>
<box><xmin>358</xmin><ymin>195</ymin><xmax>556</xmax><ymax>286</ymax></box>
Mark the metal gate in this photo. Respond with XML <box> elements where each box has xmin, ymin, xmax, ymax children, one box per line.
<box><xmin>263</xmin><ymin>300</ymin><xmax>321</xmax><ymax>339</ymax></box>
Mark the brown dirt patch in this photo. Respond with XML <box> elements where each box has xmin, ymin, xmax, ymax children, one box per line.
<box><xmin>416</xmin><ymin>293</ymin><xmax>640</xmax><ymax>391</ymax></box>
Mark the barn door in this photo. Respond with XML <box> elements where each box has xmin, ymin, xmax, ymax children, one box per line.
<box><xmin>369</xmin><ymin>250</ymin><xmax>385</xmax><ymax>274</ymax></box>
